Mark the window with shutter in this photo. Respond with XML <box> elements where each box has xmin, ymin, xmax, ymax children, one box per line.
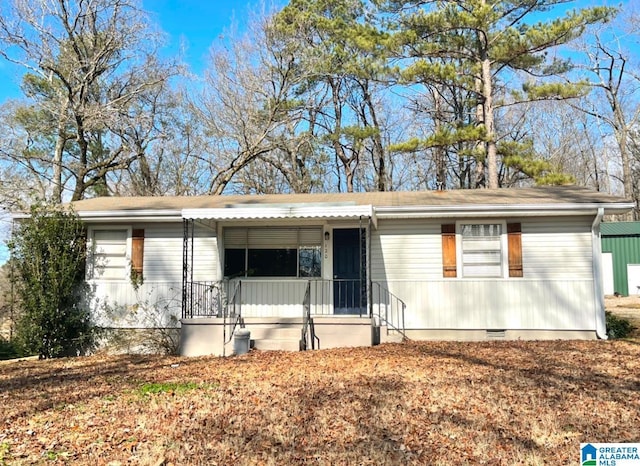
<box><xmin>447</xmin><ymin>220</ymin><xmax>522</xmax><ymax>279</ymax></box>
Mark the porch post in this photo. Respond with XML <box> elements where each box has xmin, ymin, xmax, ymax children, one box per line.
<box><xmin>181</xmin><ymin>218</ymin><xmax>194</xmax><ymax>319</ymax></box>
<box><xmin>367</xmin><ymin>216</ymin><xmax>373</xmax><ymax>318</ymax></box>
<box><xmin>182</xmin><ymin>219</ymin><xmax>188</xmax><ymax>318</ymax></box>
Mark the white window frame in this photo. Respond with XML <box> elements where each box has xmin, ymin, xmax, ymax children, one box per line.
<box><xmin>456</xmin><ymin>220</ymin><xmax>508</xmax><ymax>278</ymax></box>
<box><xmin>87</xmin><ymin>226</ymin><xmax>132</xmax><ymax>281</ymax></box>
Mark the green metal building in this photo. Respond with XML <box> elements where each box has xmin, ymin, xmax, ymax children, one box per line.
<box><xmin>601</xmin><ymin>222</ymin><xmax>640</xmax><ymax>296</ymax></box>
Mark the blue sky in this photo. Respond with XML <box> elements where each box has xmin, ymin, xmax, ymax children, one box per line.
<box><xmin>142</xmin><ymin>0</ymin><xmax>267</xmax><ymax>73</ymax></box>
<box><xmin>0</xmin><ymin>1</ymin><xmax>276</xmax><ymax>263</ymax></box>
<box><xmin>0</xmin><ymin>0</ymin><xmax>281</xmax><ymax>103</ymax></box>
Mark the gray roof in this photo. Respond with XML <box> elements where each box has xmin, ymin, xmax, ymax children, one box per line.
<box><xmin>68</xmin><ymin>186</ymin><xmax>631</xmax><ymax>213</ymax></box>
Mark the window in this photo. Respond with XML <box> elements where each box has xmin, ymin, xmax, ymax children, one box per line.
<box><xmin>299</xmin><ymin>246</ymin><xmax>322</xmax><ymax>277</ymax></box>
<box><xmin>460</xmin><ymin>223</ymin><xmax>504</xmax><ymax>278</ymax></box>
<box><xmin>224</xmin><ymin>248</ymin><xmax>246</xmax><ymax>278</ymax></box>
<box><xmin>248</xmin><ymin>248</ymin><xmax>297</xmax><ymax>276</ymax></box>
<box><xmin>224</xmin><ymin>227</ymin><xmax>322</xmax><ymax>278</ymax></box>
<box><xmin>89</xmin><ymin>229</ymin><xmax>128</xmax><ymax>279</ymax></box>
<box><xmin>441</xmin><ymin>222</ymin><xmax>523</xmax><ymax>278</ymax></box>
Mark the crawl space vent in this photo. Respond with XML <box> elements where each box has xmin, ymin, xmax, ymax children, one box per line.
<box><xmin>486</xmin><ymin>330</ymin><xmax>506</xmax><ymax>339</ymax></box>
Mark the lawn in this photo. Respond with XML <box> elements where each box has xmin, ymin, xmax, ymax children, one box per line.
<box><xmin>1</xmin><ymin>340</ymin><xmax>639</xmax><ymax>465</ymax></box>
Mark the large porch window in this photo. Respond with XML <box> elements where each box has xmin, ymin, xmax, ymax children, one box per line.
<box><xmin>224</xmin><ymin>227</ymin><xmax>322</xmax><ymax>278</ymax></box>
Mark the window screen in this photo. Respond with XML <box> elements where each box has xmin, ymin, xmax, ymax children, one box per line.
<box><xmin>461</xmin><ymin>224</ymin><xmax>503</xmax><ymax>278</ymax></box>
<box><xmin>90</xmin><ymin>229</ymin><xmax>127</xmax><ymax>279</ymax></box>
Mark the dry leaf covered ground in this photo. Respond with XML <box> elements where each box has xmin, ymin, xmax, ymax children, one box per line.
<box><xmin>1</xmin><ymin>340</ymin><xmax>639</xmax><ymax>465</ymax></box>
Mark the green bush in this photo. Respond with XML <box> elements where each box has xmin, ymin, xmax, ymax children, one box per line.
<box><xmin>605</xmin><ymin>311</ymin><xmax>636</xmax><ymax>339</ymax></box>
<box><xmin>0</xmin><ymin>337</ymin><xmax>22</xmax><ymax>360</ymax></box>
<box><xmin>8</xmin><ymin>204</ymin><xmax>95</xmax><ymax>358</ymax></box>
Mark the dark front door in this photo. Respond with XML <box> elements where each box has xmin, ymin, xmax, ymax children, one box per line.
<box><xmin>333</xmin><ymin>228</ymin><xmax>366</xmax><ymax>315</ymax></box>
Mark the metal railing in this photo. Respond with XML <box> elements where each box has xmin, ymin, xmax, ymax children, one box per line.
<box><xmin>182</xmin><ymin>280</ymin><xmax>227</xmax><ymax>318</ymax></box>
<box><xmin>223</xmin><ymin>280</ymin><xmax>243</xmax><ymax>356</ymax></box>
<box><xmin>306</xmin><ymin>278</ymin><xmax>368</xmax><ymax>316</ymax></box>
<box><xmin>182</xmin><ymin>278</ymin><xmax>406</xmax><ymax>337</ymax></box>
<box><xmin>300</xmin><ymin>281</ymin><xmax>320</xmax><ymax>350</ymax></box>
<box><xmin>371</xmin><ymin>281</ymin><xmax>407</xmax><ymax>339</ymax></box>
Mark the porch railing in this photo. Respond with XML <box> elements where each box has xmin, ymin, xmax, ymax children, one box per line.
<box><xmin>371</xmin><ymin>281</ymin><xmax>406</xmax><ymax>339</ymax></box>
<box><xmin>223</xmin><ymin>280</ymin><xmax>243</xmax><ymax>356</ymax></box>
<box><xmin>182</xmin><ymin>280</ymin><xmax>227</xmax><ymax>318</ymax></box>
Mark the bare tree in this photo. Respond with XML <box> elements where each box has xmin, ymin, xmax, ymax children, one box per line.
<box><xmin>191</xmin><ymin>11</ymin><xmax>320</xmax><ymax>195</ymax></box>
<box><xmin>0</xmin><ymin>0</ymin><xmax>178</xmax><ymax>202</ymax></box>
<box><xmin>572</xmin><ymin>21</ymin><xmax>640</xmax><ymax>217</ymax></box>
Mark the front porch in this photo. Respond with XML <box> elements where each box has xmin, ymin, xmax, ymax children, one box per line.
<box><xmin>179</xmin><ymin>279</ymin><xmax>406</xmax><ymax>356</ymax></box>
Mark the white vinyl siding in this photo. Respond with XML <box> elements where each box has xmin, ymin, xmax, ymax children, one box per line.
<box><xmin>89</xmin><ymin>222</ymin><xmax>219</xmax><ymax>283</ymax></box>
<box><xmin>143</xmin><ymin>225</ymin><xmax>182</xmax><ymax>282</ymax></box>
<box><xmin>521</xmin><ymin>216</ymin><xmax>593</xmax><ymax>279</ymax></box>
<box><xmin>376</xmin><ymin>279</ymin><xmax>595</xmax><ymax>330</ymax></box>
<box><xmin>371</xmin><ymin>220</ymin><xmax>442</xmax><ymax>281</ymax></box>
<box><xmin>90</xmin><ymin>229</ymin><xmax>128</xmax><ymax>280</ymax></box>
<box><xmin>144</xmin><ymin>223</ymin><xmax>218</xmax><ymax>282</ymax></box>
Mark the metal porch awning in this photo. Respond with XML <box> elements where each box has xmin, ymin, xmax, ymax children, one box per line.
<box><xmin>181</xmin><ymin>204</ymin><xmax>375</xmax><ymax>224</ymax></box>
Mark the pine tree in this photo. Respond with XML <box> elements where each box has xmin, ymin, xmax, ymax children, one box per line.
<box><xmin>382</xmin><ymin>0</ymin><xmax>616</xmax><ymax>188</ymax></box>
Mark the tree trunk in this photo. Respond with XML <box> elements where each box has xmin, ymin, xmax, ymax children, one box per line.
<box><xmin>482</xmin><ymin>56</ymin><xmax>498</xmax><ymax>189</ymax></box>
<box><xmin>52</xmin><ymin>99</ymin><xmax>69</xmax><ymax>203</ymax></box>
<box><xmin>434</xmin><ymin>92</ymin><xmax>446</xmax><ymax>190</ymax></box>
<box><xmin>361</xmin><ymin>83</ymin><xmax>387</xmax><ymax>191</ymax></box>
<box><xmin>474</xmin><ymin>75</ymin><xmax>485</xmax><ymax>188</ymax></box>
<box><xmin>613</xmin><ymin>108</ymin><xmax>635</xmax><ymax>220</ymax></box>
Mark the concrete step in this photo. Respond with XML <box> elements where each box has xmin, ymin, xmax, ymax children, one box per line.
<box><xmin>381</xmin><ymin>334</ymin><xmax>404</xmax><ymax>344</ymax></box>
<box><xmin>242</xmin><ymin>317</ymin><xmax>303</xmax><ymax>326</ymax></box>
<box><xmin>247</xmin><ymin>327</ymin><xmax>302</xmax><ymax>340</ymax></box>
<box><xmin>252</xmin><ymin>338</ymin><xmax>301</xmax><ymax>352</ymax></box>
<box><xmin>379</xmin><ymin>327</ymin><xmax>404</xmax><ymax>344</ymax></box>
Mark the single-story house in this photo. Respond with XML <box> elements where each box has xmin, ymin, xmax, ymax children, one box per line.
<box><xmin>42</xmin><ymin>186</ymin><xmax>632</xmax><ymax>355</ymax></box>
<box><xmin>601</xmin><ymin>221</ymin><xmax>640</xmax><ymax>296</ymax></box>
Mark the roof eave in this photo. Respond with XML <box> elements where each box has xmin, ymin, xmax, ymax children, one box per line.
<box><xmin>374</xmin><ymin>202</ymin><xmax>635</xmax><ymax>218</ymax></box>
<box><xmin>10</xmin><ymin>209</ymin><xmax>184</xmax><ymax>222</ymax></box>
<box><xmin>12</xmin><ymin>201</ymin><xmax>633</xmax><ymax>222</ymax></box>
<box><xmin>181</xmin><ymin>205</ymin><xmax>375</xmax><ymax>221</ymax></box>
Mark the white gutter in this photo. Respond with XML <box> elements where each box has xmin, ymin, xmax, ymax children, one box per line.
<box><xmin>11</xmin><ymin>209</ymin><xmax>183</xmax><ymax>222</ymax></box>
<box><xmin>373</xmin><ymin>202</ymin><xmax>635</xmax><ymax>218</ymax></box>
<box><xmin>592</xmin><ymin>207</ymin><xmax>607</xmax><ymax>339</ymax></box>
